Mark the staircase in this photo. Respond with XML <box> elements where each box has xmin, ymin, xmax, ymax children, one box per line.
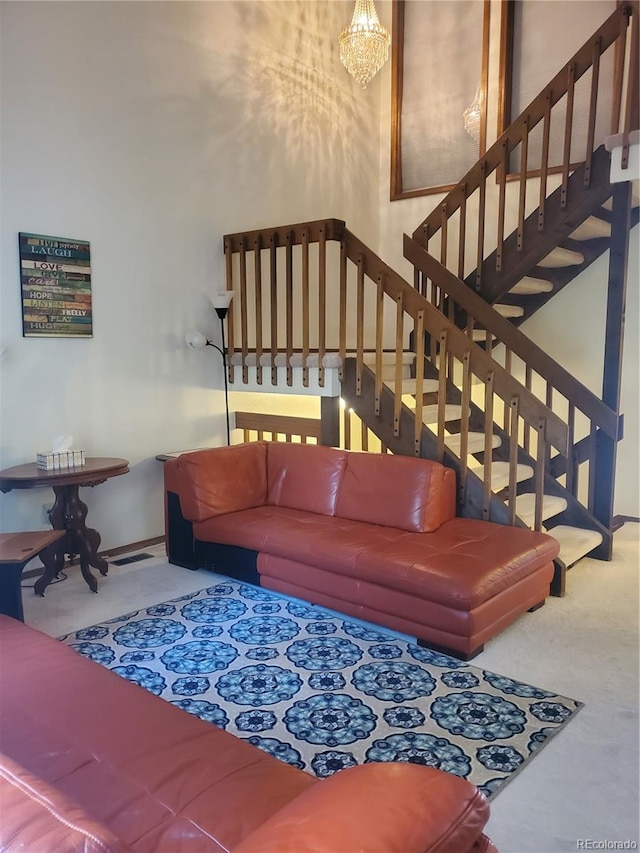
<box><xmin>220</xmin><ymin>4</ymin><xmax>638</xmax><ymax>596</ymax></box>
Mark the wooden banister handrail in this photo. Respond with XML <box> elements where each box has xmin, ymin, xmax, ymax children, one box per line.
<box><xmin>225</xmin><ymin>219</ymin><xmax>345</xmax><ymax>253</ymax></box>
<box><xmin>342</xmin><ymin>228</ymin><xmax>568</xmax><ymax>455</ymax></box>
<box><xmin>412</xmin><ymin>4</ymin><xmax>633</xmax><ymax>244</ymax></box>
<box><xmin>404</xmin><ymin>234</ymin><xmax>620</xmax><ymax>441</ymax></box>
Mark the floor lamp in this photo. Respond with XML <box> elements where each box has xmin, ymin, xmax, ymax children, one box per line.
<box><xmin>185</xmin><ymin>291</ymin><xmax>234</xmax><ymax>445</ymax></box>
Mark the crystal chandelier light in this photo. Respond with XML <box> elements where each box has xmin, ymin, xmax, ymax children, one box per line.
<box><xmin>339</xmin><ymin>0</ymin><xmax>390</xmax><ymax>88</ymax></box>
<box><xmin>463</xmin><ymin>83</ymin><xmax>482</xmax><ymax>141</ymax></box>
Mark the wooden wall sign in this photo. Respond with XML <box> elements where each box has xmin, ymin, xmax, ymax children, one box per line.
<box><xmin>19</xmin><ymin>232</ymin><xmax>92</xmax><ymax>338</ymax></box>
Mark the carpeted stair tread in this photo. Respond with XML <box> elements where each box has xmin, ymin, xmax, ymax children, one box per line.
<box><xmin>537</xmin><ymin>247</ymin><xmax>584</xmax><ymax>268</ymax></box>
<box><xmin>569</xmin><ymin>216</ymin><xmax>612</xmax><ymax>241</ymax></box>
<box><xmin>544</xmin><ymin>524</ymin><xmax>603</xmax><ymax>567</ymax></box>
<box><xmin>509</xmin><ymin>277</ymin><xmax>554</xmax><ymax>295</ymax></box>
<box><xmin>515</xmin><ymin>493</ymin><xmax>568</xmax><ymax>527</ymax></box>
<box><xmin>472</xmin><ymin>328</ymin><xmax>496</xmax><ymax>342</ymax></box>
<box><xmin>470</xmin><ymin>461</ymin><xmax>534</xmax><ymax>492</ymax></box>
<box><xmin>420</xmin><ymin>404</ymin><xmax>467</xmax><ymax>424</ymax></box>
<box><xmin>494</xmin><ymin>304</ymin><xmax>525</xmax><ymax>318</ymax></box>
<box><xmin>445</xmin><ymin>432</ymin><xmax>502</xmax><ymax>455</ymax></box>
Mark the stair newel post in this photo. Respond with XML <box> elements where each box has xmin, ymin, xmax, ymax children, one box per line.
<box><xmin>239</xmin><ymin>236</ymin><xmax>249</xmax><ymax>384</ymax></box>
<box><xmin>223</xmin><ymin>239</ymin><xmax>235</xmax><ymax>385</ymax></box>
<box><xmin>482</xmin><ymin>370</ymin><xmax>495</xmax><ymax>520</ymax></box>
<box><xmin>496</xmin><ymin>145</ymin><xmax>507</xmax><ymax>270</ymax></box>
<box><xmin>355</xmin><ymin>254</ymin><xmax>365</xmax><ymax>397</ymax></box>
<box><xmin>338</xmin><ymin>240</ymin><xmax>347</xmax><ymax>381</ymax></box>
<box><xmin>414</xmin><ymin>310</ymin><xmax>425</xmax><ymax>456</ymax></box>
<box><xmin>318</xmin><ymin>226</ymin><xmax>327</xmax><ymax>388</ymax></box>
<box><xmin>394</xmin><ymin>292</ymin><xmax>404</xmax><ymax>437</ymax></box>
<box><xmin>561</xmin><ymin>62</ymin><xmax>576</xmax><ymax>210</ymax></box>
<box><xmin>458</xmin><ymin>351</ymin><xmax>473</xmax><ymax>505</ymax></box>
<box><xmin>503</xmin><ymin>349</ymin><xmax>513</xmax><ymax>430</ymax></box>
<box><xmin>285</xmin><ymin>231</ymin><xmax>294</xmax><ymax>387</ymax></box>
<box><xmin>374</xmin><ymin>273</ymin><xmax>384</xmax><ymax>416</ymax></box>
<box><xmin>301</xmin><ymin>229</ymin><xmax>310</xmax><ymax>388</ymax></box>
<box><xmin>534</xmin><ymin>418</ymin><xmax>547</xmax><ymax>532</ymax></box>
<box><xmin>343</xmin><ymin>404</ymin><xmax>352</xmax><ymax>450</ymax></box>
<box><xmin>584</xmin><ymin>37</ymin><xmax>601</xmax><ymax>187</ymax></box>
<box><xmin>566</xmin><ymin>403</ymin><xmax>577</xmax><ymax>497</ymax></box>
<box><xmin>517</xmin><ymin>115</ymin><xmax>529</xmax><ymax>251</ymax></box>
<box><xmin>538</xmin><ymin>93</ymin><xmax>552</xmax><ymax>230</ymax></box>
<box><xmin>508</xmin><ymin>396</ymin><xmax>520</xmax><ymax>526</ymax></box>
<box><xmin>253</xmin><ymin>236</ymin><xmax>263</xmax><ymax>386</ymax></box>
<box><xmin>436</xmin><ymin>331</ymin><xmax>448</xmax><ymax>462</ymax></box>
<box><xmin>269</xmin><ymin>235</ymin><xmax>278</xmax><ymax>386</ymax></box>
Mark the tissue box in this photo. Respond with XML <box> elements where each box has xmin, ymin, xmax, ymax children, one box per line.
<box><xmin>36</xmin><ymin>450</ymin><xmax>85</xmax><ymax>471</ymax></box>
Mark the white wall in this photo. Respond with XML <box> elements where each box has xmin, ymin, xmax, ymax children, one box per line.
<box><xmin>0</xmin><ymin>1</ymin><xmax>381</xmax><ymax>546</ymax></box>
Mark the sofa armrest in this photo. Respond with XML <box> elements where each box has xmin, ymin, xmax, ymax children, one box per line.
<box><xmin>0</xmin><ymin>751</ymin><xmax>131</xmax><ymax>853</ymax></box>
<box><xmin>233</xmin><ymin>763</ymin><xmax>492</xmax><ymax>853</ymax></box>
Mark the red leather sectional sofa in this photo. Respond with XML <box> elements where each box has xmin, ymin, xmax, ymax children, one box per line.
<box><xmin>0</xmin><ymin>615</ymin><xmax>497</xmax><ymax>852</ymax></box>
<box><xmin>164</xmin><ymin>442</ymin><xmax>558</xmax><ymax>659</ymax></box>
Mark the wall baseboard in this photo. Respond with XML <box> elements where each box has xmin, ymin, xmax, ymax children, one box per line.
<box><xmin>612</xmin><ymin>515</ymin><xmax>640</xmax><ymax>532</ymax></box>
<box><xmin>22</xmin><ymin>535</ymin><xmax>166</xmax><ymax>580</ymax></box>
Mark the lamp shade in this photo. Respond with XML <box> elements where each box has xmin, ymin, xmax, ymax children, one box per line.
<box><xmin>210</xmin><ymin>291</ymin><xmax>234</xmax><ymax>311</ymax></box>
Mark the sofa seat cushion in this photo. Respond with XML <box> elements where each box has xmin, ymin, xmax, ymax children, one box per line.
<box><xmin>0</xmin><ymin>616</ymin><xmax>316</xmax><ymax>852</ymax></box>
<box><xmin>194</xmin><ymin>511</ymin><xmax>557</xmax><ymax>612</ymax></box>
<box><xmin>193</xmin><ymin>506</ymin><xmax>412</xmax><ymax>572</ymax></box>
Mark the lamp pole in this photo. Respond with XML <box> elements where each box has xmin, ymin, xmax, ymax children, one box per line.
<box><xmin>214</xmin><ymin>307</ymin><xmax>230</xmax><ymax>446</ymax></box>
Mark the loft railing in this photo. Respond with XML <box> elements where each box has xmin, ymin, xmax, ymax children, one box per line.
<box><xmin>411</xmin><ymin>3</ymin><xmax>638</xmax><ymax>300</ymax></box>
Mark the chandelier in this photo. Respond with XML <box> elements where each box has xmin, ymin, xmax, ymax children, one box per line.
<box><xmin>339</xmin><ymin>0</ymin><xmax>390</xmax><ymax>88</ymax></box>
<box><xmin>463</xmin><ymin>83</ymin><xmax>482</xmax><ymax>141</ymax></box>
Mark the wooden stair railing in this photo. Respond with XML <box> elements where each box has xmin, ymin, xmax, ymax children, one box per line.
<box><xmin>411</xmin><ymin>4</ymin><xmax>637</xmax><ymax>300</ymax></box>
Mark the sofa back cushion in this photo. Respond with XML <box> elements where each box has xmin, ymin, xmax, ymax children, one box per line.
<box><xmin>176</xmin><ymin>443</ymin><xmax>268</xmax><ymax>523</ymax></box>
<box><xmin>335</xmin><ymin>452</ymin><xmax>456</xmax><ymax>533</ymax></box>
<box><xmin>267</xmin><ymin>443</ymin><xmax>347</xmax><ymax>517</ymax></box>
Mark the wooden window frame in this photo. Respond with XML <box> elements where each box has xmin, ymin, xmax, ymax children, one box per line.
<box><xmin>390</xmin><ymin>0</ymin><xmax>491</xmax><ymax>201</ymax></box>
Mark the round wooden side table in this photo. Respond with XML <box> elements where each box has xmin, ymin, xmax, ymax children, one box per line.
<box><xmin>0</xmin><ymin>458</ymin><xmax>129</xmax><ymax>594</ymax></box>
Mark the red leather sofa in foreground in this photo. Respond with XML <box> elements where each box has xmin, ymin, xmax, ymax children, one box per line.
<box><xmin>164</xmin><ymin>442</ymin><xmax>559</xmax><ymax>660</ymax></box>
<box><xmin>0</xmin><ymin>615</ymin><xmax>497</xmax><ymax>852</ymax></box>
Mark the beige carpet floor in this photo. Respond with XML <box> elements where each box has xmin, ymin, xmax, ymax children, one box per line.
<box><xmin>22</xmin><ymin>525</ymin><xmax>640</xmax><ymax>853</ymax></box>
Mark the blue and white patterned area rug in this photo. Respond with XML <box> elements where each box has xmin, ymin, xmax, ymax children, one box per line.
<box><xmin>59</xmin><ymin>579</ymin><xmax>582</xmax><ymax>799</ymax></box>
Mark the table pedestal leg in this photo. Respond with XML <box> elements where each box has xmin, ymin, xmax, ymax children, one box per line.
<box><xmin>36</xmin><ymin>484</ymin><xmax>109</xmax><ymax>595</ymax></box>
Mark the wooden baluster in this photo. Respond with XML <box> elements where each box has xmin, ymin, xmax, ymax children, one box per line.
<box><xmin>356</xmin><ymin>254</ymin><xmax>365</xmax><ymax>397</ymax></box>
<box><xmin>302</xmin><ymin>229</ymin><xmax>310</xmax><ymax>387</ymax></box>
<box><xmin>534</xmin><ymin>419</ymin><xmax>546</xmax><ymax>531</ymax></box>
<box><xmin>458</xmin><ymin>351</ymin><xmax>472</xmax><ymax>505</ymax></box>
<box><xmin>440</xmin><ymin>204</ymin><xmax>448</xmax><ymax>270</ymax></box>
<box><xmin>517</xmin><ymin>119</ymin><xmax>529</xmax><ymax>252</ymax></box>
<box><xmin>503</xmin><ymin>349</ymin><xmax>512</xmax><ymax>430</ymax></box>
<box><xmin>475</xmin><ymin>162</ymin><xmax>486</xmax><ymax>291</ymax></box>
<box><xmin>496</xmin><ymin>144</ymin><xmax>507</xmax><ymax>271</ymax></box>
<box><xmin>344</xmin><ymin>406</ymin><xmax>351</xmax><ymax>450</ymax></box>
<box><xmin>224</xmin><ymin>239</ymin><xmax>235</xmax><ymax>384</ymax></box>
<box><xmin>414</xmin><ymin>310</ymin><xmax>425</xmax><ymax>456</ymax></box>
<box><xmin>508</xmin><ymin>397</ymin><xmax>520</xmax><ymax>525</ymax></box>
<box><xmin>318</xmin><ymin>226</ymin><xmax>326</xmax><ymax>387</ymax></box>
<box><xmin>538</xmin><ymin>94</ymin><xmax>552</xmax><ymax>231</ymax></box>
<box><xmin>457</xmin><ymin>185</ymin><xmax>467</xmax><ymax>280</ymax></box>
<box><xmin>482</xmin><ymin>371</ymin><xmax>495</xmax><ymax>520</ymax></box>
<box><xmin>269</xmin><ymin>236</ymin><xmax>278</xmax><ymax>385</ymax></box>
<box><xmin>257</xmin><ymin>430</ymin><xmax>264</xmax><ymax>441</ymax></box>
<box><xmin>622</xmin><ymin>7</ymin><xmax>639</xmax><ymax>168</ymax></box>
<box><xmin>361</xmin><ymin>419</ymin><xmax>369</xmax><ymax>451</ymax></box>
<box><xmin>301</xmin><ymin>434</ymin><xmax>308</xmax><ymax>445</ymax></box>
<box><xmin>285</xmin><ymin>232</ymin><xmax>293</xmax><ymax>386</ymax></box>
<box><xmin>375</xmin><ymin>274</ymin><xmax>384</xmax><ymax>416</ymax></box>
<box><xmin>610</xmin><ymin>9</ymin><xmax>628</xmax><ymax>135</ymax></box>
<box><xmin>524</xmin><ymin>365</ymin><xmax>532</xmax><ymax>455</ymax></box>
<box><xmin>243</xmin><ymin>428</ymin><xmax>249</xmax><ymax>443</ymax></box>
<box><xmin>436</xmin><ymin>331</ymin><xmax>448</xmax><ymax>462</ymax></box>
<box><xmin>566</xmin><ymin>404</ymin><xmax>576</xmax><ymax>496</ymax></box>
<box><xmin>339</xmin><ymin>241</ymin><xmax>347</xmax><ymax>381</ymax></box>
<box><xmin>584</xmin><ymin>38</ymin><xmax>601</xmax><ymax>187</ymax></box>
<box><xmin>239</xmin><ymin>236</ymin><xmax>249</xmax><ymax>383</ymax></box>
<box><xmin>253</xmin><ymin>236</ymin><xmax>263</xmax><ymax>386</ymax></box>
<box><xmin>394</xmin><ymin>293</ymin><xmax>404</xmax><ymax>437</ymax></box>
<box><xmin>561</xmin><ymin>62</ymin><xmax>576</xmax><ymax>209</ymax></box>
